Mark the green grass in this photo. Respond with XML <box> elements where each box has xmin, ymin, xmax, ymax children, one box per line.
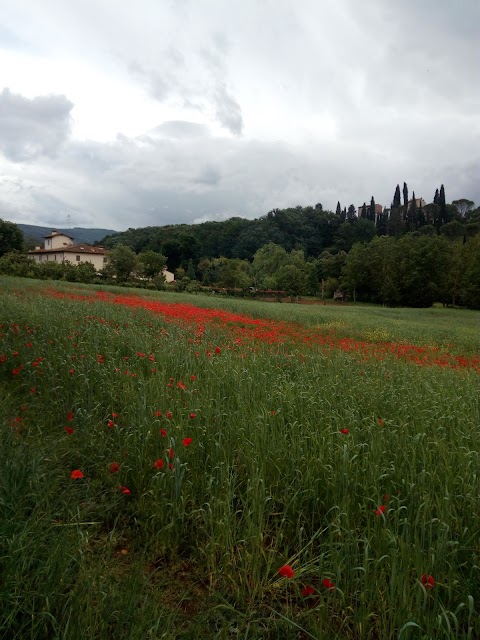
<box><xmin>0</xmin><ymin>276</ymin><xmax>479</xmax><ymax>639</ymax></box>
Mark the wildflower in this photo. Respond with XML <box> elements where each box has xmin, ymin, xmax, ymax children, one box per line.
<box><xmin>109</xmin><ymin>462</ymin><xmax>120</xmax><ymax>473</ymax></box>
<box><xmin>191</xmin><ymin>375</ymin><xmax>196</xmax><ymax>381</ymax></box>
<box><xmin>12</xmin><ymin>365</ymin><xmax>23</xmax><ymax>375</ymax></box>
<box><xmin>340</xmin><ymin>428</ymin><xmax>349</xmax><ymax>434</ymax></box>
<box><xmin>67</xmin><ymin>411</ymin><xmax>73</xmax><ymax>421</ymax></box>
<box><xmin>160</xmin><ymin>428</ymin><xmax>167</xmax><ymax>437</ymax></box>
<box><xmin>182</xmin><ymin>437</ymin><xmax>193</xmax><ymax>447</ymax></box>
<box><xmin>153</xmin><ymin>459</ymin><xmax>164</xmax><ymax>469</ymax></box>
<box><xmin>215</xmin><ymin>347</ymin><xmax>221</xmax><ymax>354</ymax></box>
<box><xmin>278</xmin><ymin>564</ymin><xmax>295</xmax><ymax>579</ymax></box>
<box><xmin>375</xmin><ymin>505</ymin><xmax>386</xmax><ymax>515</ymax></box>
<box><xmin>168</xmin><ymin>447</ymin><xmax>174</xmax><ymax>458</ymax></box>
<box><xmin>64</xmin><ymin>427</ymin><xmax>75</xmax><ymax>435</ymax></box>
<box><xmin>107</xmin><ymin>420</ymin><xmax>115</xmax><ymax>428</ymax></box>
<box><xmin>112</xmin><ymin>412</ymin><xmax>118</xmax><ymax>418</ymax></box>
<box><xmin>189</xmin><ymin>413</ymin><xmax>196</xmax><ymax>419</ymax></box>
<box><xmin>119</xmin><ymin>485</ymin><xmax>131</xmax><ymax>495</ymax></box>
<box><xmin>69</xmin><ymin>369</ymin><xmax>74</xmax><ymax>374</ymax></box>
<box><xmin>377</xmin><ymin>418</ymin><xmax>384</xmax><ymax>426</ymax></box>
<box><xmin>177</xmin><ymin>381</ymin><xmax>186</xmax><ymax>390</ymax></box>
<box><xmin>322</xmin><ymin>578</ymin><xmax>335</xmax><ymax>591</ymax></box>
<box><xmin>71</xmin><ymin>469</ymin><xmax>84</xmax><ymax>479</ymax></box>
<box><xmin>165</xmin><ymin>412</ymin><xmax>172</xmax><ymax>419</ymax></box>
<box><xmin>301</xmin><ymin>585</ymin><xmax>315</xmax><ymax>597</ymax></box>
<box><xmin>155</xmin><ymin>410</ymin><xmax>162</xmax><ymax>417</ymax></box>
<box><xmin>421</xmin><ymin>574</ymin><xmax>435</xmax><ymax>590</ymax></box>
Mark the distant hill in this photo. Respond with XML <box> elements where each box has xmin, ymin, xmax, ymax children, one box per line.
<box><xmin>17</xmin><ymin>225</ymin><xmax>118</xmax><ymax>246</ymax></box>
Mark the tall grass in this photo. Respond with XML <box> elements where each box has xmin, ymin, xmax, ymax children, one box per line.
<box><xmin>0</xmin><ymin>277</ymin><xmax>479</xmax><ymax>639</ymax></box>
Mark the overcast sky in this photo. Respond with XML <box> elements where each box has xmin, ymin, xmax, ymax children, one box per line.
<box><xmin>0</xmin><ymin>0</ymin><xmax>478</xmax><ymax>231</ymax></box>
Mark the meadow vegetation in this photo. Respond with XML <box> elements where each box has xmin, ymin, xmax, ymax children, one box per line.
<box><xmin>0</xmin><ymin>276</ymin><xmax>479</xmax><ymax>639</ymax></box>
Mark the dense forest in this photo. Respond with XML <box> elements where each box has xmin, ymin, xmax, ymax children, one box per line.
<box><xmin>98</xmin><ymin>184</ymin><xmax>479</xmax><ymax>270</ymax></box>
<box><xmin>1</xmin><ymin>183</ymin><xmax>479</xmax><ymax>309</ymax></box>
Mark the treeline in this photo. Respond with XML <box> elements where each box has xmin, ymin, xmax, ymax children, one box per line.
<box><xmin>342</xmin><ymin>234</ymin><xmax>480</xmax><ymax>309</ymax></box>
<box><xmin>98</xmin><ymin>186</ymin><xmax>480</xmax><ymax>271</ymax></box>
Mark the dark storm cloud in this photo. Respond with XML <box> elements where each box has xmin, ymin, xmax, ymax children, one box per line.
<box><xmin>0</xmin><ymin>88</ymin><xmax>73</xmax><ymax>161</ymax></box>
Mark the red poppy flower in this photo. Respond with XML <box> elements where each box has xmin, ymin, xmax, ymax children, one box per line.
<box><xmin>375</xmin><ymin>505</ymin><xmax>386</xmax><ymax>515</ymax></box>
<box><xmin>182</xmin><ymin>437</ymin><xmax>192</xmax><ymax>447</ymax></box>
<box><xmin>191</xmin><ymin>375</ymin><xmax>196</xmax><ymax>381</ymax></box>
<box><xmin>109</xmin><ymin>462</ymin><xmax>120</xmax><ymax>473</ymax></box>
<box><xmin>12</xmin><ymin>366</ymin><xmax>23</xmax><ymax>375</ymax></box>
<box><xmin>64</xmin><ymin>427</ymin><xmax>75</xmax><ymax>435</ymax></box>
<box><xmin>301</xmin><ymin>584</ymin><xmax>315</xmax><ymax>597</ymax></box>
<box><xmin>155</xmin><ymin>410</ymin><xmax>162</xmax><ymax>417</ymax></box>
<box><xmin>67</xmin><ymin>411</ymin><xmax>73</xmax><ymax>421</ymax></box>
<box><xmin>168</xmin><ymin>463</ymin><xmax>174</xmax><ymax>470</ymax></box>
<box><xmin>421</xmin><ymin>574</ymin><xmax>435</xmax><ymax>590</ymax></box>
<box><xmin>69</xmin><ymin>369</ymin><xmax>74</xmax><ymax>374</ymax></box>
<box><xmin>168</xmin><ymin>447</ymin><xmax>174</xmax><ymax>458</ymax></box>
<box><xmin>340</xmin><ymin>428</ymin><xmax>349</xmax><ymax>434</ymax></box>
<box><xmin>153</xmin><ymin>458</ymin><xmax>164</xmax><ymax>470</ymax></box>
<box><xmin>189</xmin><ymin>413</ymin><xmax>196</xmax><ymax>419</ymax></box>
<box><xmin>322</xmin><ymin>578</ymin><xmax>335</xmax><ymax>591</ymax></box>
<box><xmin>215</xmin><ymin>347</ymin><xmax>221</xmax><ymax>354</ymax></box>
<box><xmin>160</xmin><ymin>428</ymin><xmax>167</xmax><ymax>437</ymax></box>
<box><xmin>377</xmin><ymin>418</ymin><xmax>384</xmax><ymax>426</ymax></box>
<box><xmin>177</xmin><ymin>381</ymin><xmax>186</xmax><ymax>390</ymax></box>
<box><xmin>166</xmin><ymin>412</ymin><xmax>172</xmax><ymax>419</ymax></box>
<box><xmin>112</xmin><ymin>412</ymin><xmax>118</xmax><ymax>418</ymax></box>
<box><xmin>71</xmin><ymin>469</ymin><xmax>84</xmax><ymax>479</ymax></box>
<box><xmin>119</xmin><ymin>485</ymin><xmax>131</xmax><ymax>495</ymax></box>
<box><xmin>278</xmin><ymin>564</ymin><xmax>295</xmax><ymax>579</ymax></box>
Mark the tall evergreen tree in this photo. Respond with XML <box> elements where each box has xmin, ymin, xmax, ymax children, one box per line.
<box><xmin>433</xmin><ymin>188</ymin><xmax>440</xmax><ymax>205</ymax></box>
<box><xmin>403</xmin><ymin>182</ymin><xmax>408</xmax><ymax>209</ymax></box>
<box><xmin>393</xmin><ymin>184</ymin><xmax>401</xmax><ymax>209</ymax></box>
<box><xmin>336</xmin><ymin>201</ymin><xmax>342</xmax><ymax>216</ymax></box>
<box><xmin>408</xmin><ymin>191</ymin><xmax>417</xmax><ymax>231</ymax></box>
<box><xmin>361</xmin><ymin>203</ymin><xmax>367</xmax><ymax>219</ymax></box>
<box><xmin>439</xmin><ymin>184</ymin><xmax>446</xmax><ymax>224</ymax></box>
<box><xmin>369</xmin><ymin>196</ymin><xmax>376</xmax><ymax>221</ymax></box>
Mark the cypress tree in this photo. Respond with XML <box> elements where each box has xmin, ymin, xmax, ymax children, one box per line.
<box><xmin>369</xmin><ymin>196</ymin><xmax>376</xmax><ymax>221</ymax></box>
<box><xmin>393</xmin><ymin>184</ymin><xmax>401</xmax><ymax>209</ymax></box>
<box><xmin>403</xmin><ymin>182</ymin><xmax>408</xmax><ymax>209</ymax></box>
<box><xmin>408</xmin><ymin>191</ymin><xmax>417</xmax><ymax>231</ymax></box>
<box><xmin>439</xmin><ymin>184</ymin><xmax>446</xmax><ymax>224</ymax></box>
<box><xmin>433</xmin><ymin>188</ymin><xmax>439</xmax><ymax>205</ymax></box>
<box><xmin>336</xmin><ymin>201</ymin><xmax>342</xmax><ymax>216</ymax></box>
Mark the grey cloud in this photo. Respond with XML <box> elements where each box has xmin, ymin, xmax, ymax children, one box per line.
<box><xmin>1</xmin><ymin>124</ymin><xmax>478</xmax><ymax>231</ymax></box>
<box><xmin>214</xmin><ymin>83</ymin><xmax>243</xmax><ymax>135</ymax></box>
<box><xmin>0</xmin><ymin>88</ymin><xmax>73</xmax><ymax>161</ymax></box>
<box><xmin>195</xmin><ymin>164</ymin><xmax>221</xmax><ymax>185</ymax></box>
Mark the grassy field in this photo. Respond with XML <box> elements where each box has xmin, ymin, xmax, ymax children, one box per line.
<box><xmin>1</xmin><ymin>276</ymin><xmax>479</xmax><ymax>639</ymax></box>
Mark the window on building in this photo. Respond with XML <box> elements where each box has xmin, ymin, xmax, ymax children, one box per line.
<box><xmin>76</xmin><ymin>255</ymin><xmax>81</xmax><ymax>261</ymax></box>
